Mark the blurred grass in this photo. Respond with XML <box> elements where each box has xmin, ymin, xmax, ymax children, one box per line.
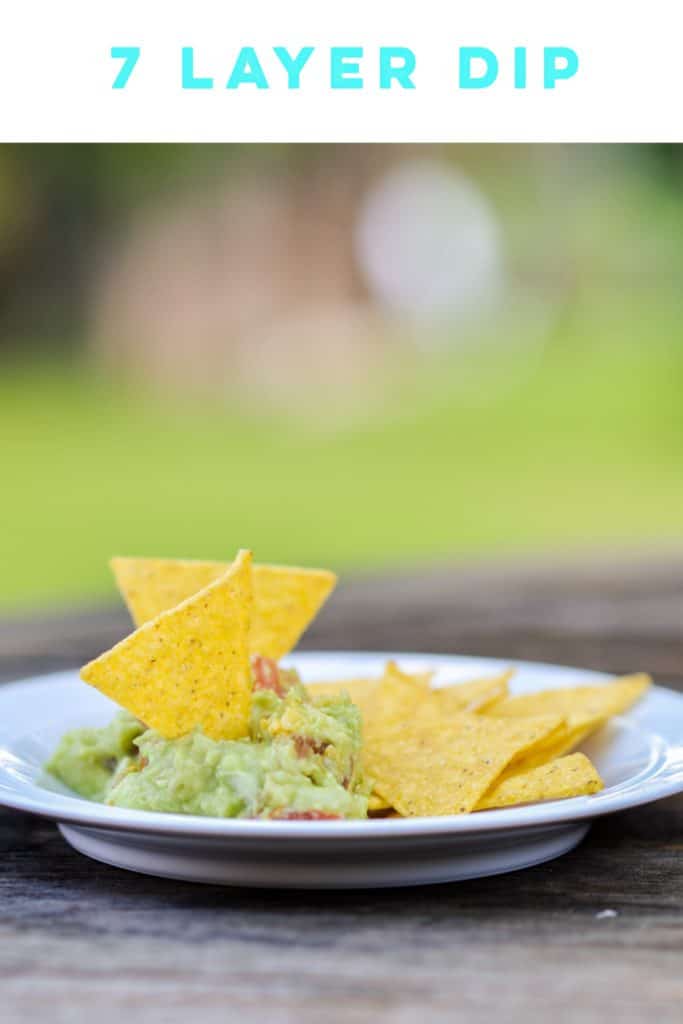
<box><xmin>2</xmin><ymin>311</ymin><xmax>683</xmax><ymax>611</ymax></box>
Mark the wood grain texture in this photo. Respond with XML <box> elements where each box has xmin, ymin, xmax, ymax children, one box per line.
<box><xmin>1</xmin><ymin>550</ymin><xmax>682</xmax><ymax>1022</ymax></box>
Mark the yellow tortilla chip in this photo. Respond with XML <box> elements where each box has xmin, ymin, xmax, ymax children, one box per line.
<box><xmin>111</xmin><ymin>556</ymin><xmax>337</xmax><ymax>660</ymax></box>
<box><xmin>308</xmin><ymin>667</ymin><xmax>509</xmax><ymax>722</ymax></box>
<box><xmin>364</xmin><ymin>712</ymin><xmax>563</xmax><ymax>816</ymax></box>
<box><xmin>111</xmin><ymin>558</ymin><xmax>225</xmax><ymax>627</ymax></box>
<box><xmin>307</xmin><ymin>664</ymin><xmax>431</xmax><ymax>711</ymax></box>
<box><xmin>82</xmin><ymin>550</ymin><xmax>253</xmax><ymax>740</ymax></box>
<box><xmin>425</xmin><ymin>671</ymin><xmax>513</xmax><ymax>716</ymax></box>
<box><xmin>483</xmin><ymin>675</ymin><xmax>650</xmax><ymax>783</ymax></box>
<box><xmin>308</xmin><ymin>665</ymin><xmax>432</xmax><ymax>816</ymax></box>
<box><xmin>369</xmin><ymin>671</ymin><xmax>515</xmax><ymax>740</ymax></box>
<box><xmin>363</xmin><ymin>661</ymin><xmax>433</xmax><ymax>739</ymax></box>
<box><xmin>476</xmin><ymin>753</ymin><xmax>604</xmax><ymax>810</ymax></box>
<box><xmin>310</xmin><ymin>668</ymin><xmax>432</xmax><ymax>816</ymax></box>
<box><xmin>500</xmin><ymin>721</ymin><xmax>594</xmax><ymax>780</ymax></box>
<box><xmin>250</xmin><ymin>564</ymin><xmax>337</xmax><ymax>660</ymax></box>
<box><xmin>488</xmin><ymin>674</ymin><xmax>650</xmax><ymax>729</ymax></box>
<box><xmin>362</xmin><ymin>673</ymin><xmax>510</xmax><ymax>814</ymax></box>
<box><xmin>350</xmin><ymin>665</ymin><xmax>516</xmax><ymax>812</ymax></box>
<box><xmin>380</xmin><ymin>660</ymin><xmax>433</xmax><ymax>693</ymax></box>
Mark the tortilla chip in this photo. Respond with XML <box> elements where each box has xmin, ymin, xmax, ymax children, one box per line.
<box><xmin>251</xmin><ymin>563</ymin><xmax>337</xmax><ymax>659</ymax></box>
<box><xmin>488</xmin><ymin>674</ymin><xmax>651</xmax><ymax>729</ymax></box>
<box><xmin>308</xmin><ymin>667</ymin><xmax>430</xmax><ymax>698</ymax></box>
<box><xmin>308</xmin><ymin>664</ymin><xmax>433</xmax><ymax>820</ymax></box>
<box><xmin>382</xmin><ymin>660</ymin><xmax>433</xmax><ymax>692</ymax></box>
<box><xmin>307</xmin><ymin>667</ymin><xmax>508</xmax><ymax>736</ymax></box>
<box><xmin>425</xmin><ymin>670</ymin><xmax>513</xmax><ymax>716</ymax></box>
<box><xmin>482</xmin><ymin>675</ymin><xmax>650</xmax><ymax>783</ymax></box>
<box><xmin>362</xmin><ymin>661</ymin><xmax>433</xmax><ymax>739</ymax></box>
<box><xmin>364</xmin><ymin>712</ymin><xmax>563</xmax><ymax>816</ymax></box>
<box><xmin>111</xmin><ymin>558</ymin><xmax>225</xmax><ymax>627</ymax></box>
<box><xmin>476</xmin><ymin>753</ymin><xmax>604</xmax><ymax>810</ymax></box>
<box><xmin>500</xmin><ymin>721</ymin><xmax>594</xmax><ymax>780</ymax></box>
<box><xmin>369</xmin><ymin>670</ymin><xmax>516</xmax><ymax>740</ymax></box>
<box><xmin>82</xmin><ymin>550</ymin><xmax>253</xmax><ymax>740</ymax></box>
<box><xmin>356</xmin><ymin>666</ymin><xmax>518</xmax><ymax>812</ymax></box>
<box><xmin>111</xmin><ymin>556</ymin><xmax>337</xmax><ymax>660</ymax></box>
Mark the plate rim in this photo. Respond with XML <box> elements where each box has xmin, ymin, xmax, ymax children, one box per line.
<box><xmin>1</xmin><ymin>651</ymin><xmax>682</xmax><ymax>841</ymax></box>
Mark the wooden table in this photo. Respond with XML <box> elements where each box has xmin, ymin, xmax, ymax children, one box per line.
<box><xmin>2</xmin><ymin>551</ymin><xmax>682</xmax><ymax>1022</ymax></box>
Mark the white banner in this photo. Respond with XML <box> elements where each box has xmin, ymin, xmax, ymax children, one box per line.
<box><xmin>1</xmin><ymin>0</ymin><xmax>680</xmax><ymax>142</ymax></box>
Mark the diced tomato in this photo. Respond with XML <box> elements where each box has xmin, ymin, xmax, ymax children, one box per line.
<box><xmin>271</xmin><ymin>810</ymin><xmax>342</xmax><ymax>821</ymax></box>
<box><xmin>251</xmin><ymin>654</ymin><xmax>285</xmax><ymax>697</ymax></box>
<box><xmin>293</xmin><ymin>735</ymin><xmax>329</xmax><ymax>758</ymax></box>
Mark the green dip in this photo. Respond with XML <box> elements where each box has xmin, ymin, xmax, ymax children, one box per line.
<box><xmin>46</xmin><ymin>669</ymin><xmax>369</xmax><ymax>819</ymax></box>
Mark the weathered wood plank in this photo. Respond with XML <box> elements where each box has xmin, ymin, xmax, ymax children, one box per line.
<box><xmin>1</xmin><ymin>795</ymin><xmax>682</xmax><ymax>1023</ymax></box>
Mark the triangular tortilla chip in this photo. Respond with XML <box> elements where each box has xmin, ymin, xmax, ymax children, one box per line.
<box><xmin>424</xmin><ymin>671</ymin><xmax>513</xmax><ymax>715</ymax></box>
<box><xmin>111</xmin><ymin>558</ymin><xmax>226</xmax><ymax>628</ymax></box>
<box><xmin>111</xmin><ymin>556</ymin><xmax>337</xmax><ymax>660</ymax></box>
<box><xmin>359</xmin><ymin>661</ymin><xmax>432</xmax><ymax>742</ymax></box>
<box><xmin>307</xmin><ymin>667</ymin><xmax>508</xmax><ymax>726</ymax></box>
<box><xmin>486</xmin><ymin>674</ymin><xmax>650</xmax><ymax>729</ymax></box>
<box><xmin>82</xmin><ymin>550</ymin><xmax>253</xmax><ymax>740</ymax></box>
<box><xmin>475</xmin><ymin>753</ymin><xmax>604</xmax><ymax>810</ymax></box>
<box><xmin>249</xmin><ymin>564</ymin><xmax>337</xmax><ymax>660</ymax></box>
<box><xmin>499</xmin><ymin>721</ymin><xmax>595</xmax><ymax>780</ymax></box>
<box><xmin>364</xmin><ymin>712</ymin><xmax>563</xmax><ymax>816</ymax></box>
<box><xmin>481</xmin><ymin>674</ymin><xmax>651</xmax><ymax>783</ymax></box>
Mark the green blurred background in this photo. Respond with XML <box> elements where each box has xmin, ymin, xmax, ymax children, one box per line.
<box><xmin>2</xmin><ymin>144</ymin><xmax>683</xmax><ymax>611</ymax></box>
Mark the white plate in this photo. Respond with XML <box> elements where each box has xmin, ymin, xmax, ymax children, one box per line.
<box><xmin>1</xmin><ymin>652</ymin><xmax>682</xmax><ymax>889</ymax></box>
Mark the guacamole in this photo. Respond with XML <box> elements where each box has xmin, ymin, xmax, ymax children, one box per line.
<box><xmin>47</xmin><ymin>659</ymin><xmax>369</xmax><ymax>819</ymax></box>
